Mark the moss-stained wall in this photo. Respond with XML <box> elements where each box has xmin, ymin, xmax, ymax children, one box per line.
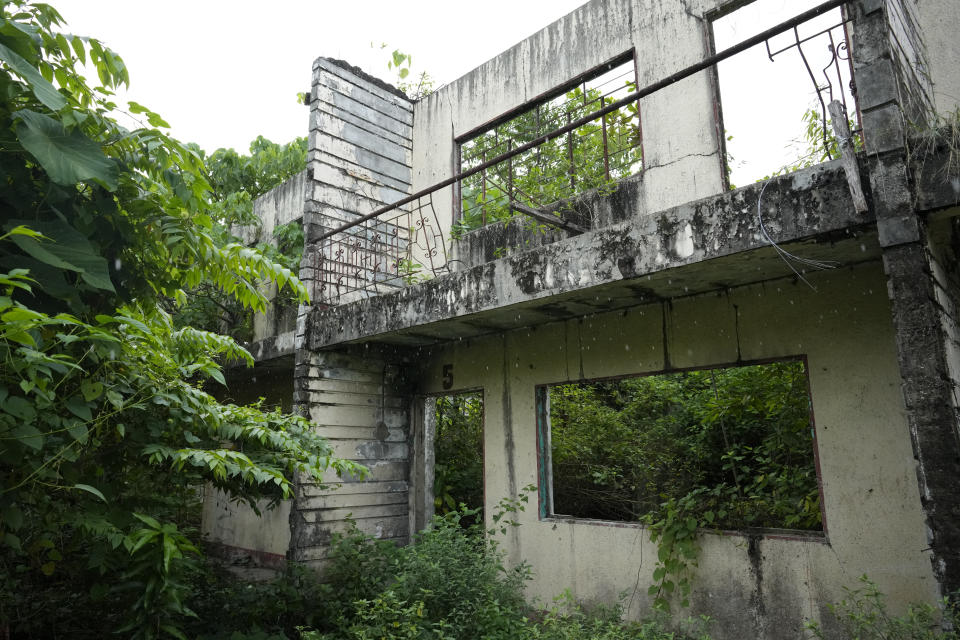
<box><xmin>412</xmin><ymin>261</ymin><xmax>935</xmax><ymax>640</ymax></box>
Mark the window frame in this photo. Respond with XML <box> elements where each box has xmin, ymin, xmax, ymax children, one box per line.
<box><xmin>534</xmin><ymin>355</ymin><xmax>829</xmax><ymax>542</ymax></box>
<box><xmin>453</xmin><ymin>49</ymin><xmax>643</xmax><ymax>228</ymax></box>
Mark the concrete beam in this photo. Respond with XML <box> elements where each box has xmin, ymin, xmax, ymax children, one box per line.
<box><xmin>308</xmin><ymin>159</ymin><xmax>877</xmax><ymax>350</ymax></box>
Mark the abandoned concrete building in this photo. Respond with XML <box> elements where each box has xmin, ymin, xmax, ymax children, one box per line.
<box><xmin>202</xmin><ymin>0</ymin><xmax>960</xmax><ymax>636</ymax></box>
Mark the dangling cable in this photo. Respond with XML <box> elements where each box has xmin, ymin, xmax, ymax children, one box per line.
<box><xmin>756</xmin><ymin>178</ymin><xmax>838</xmax><ymax>291</ymax></box>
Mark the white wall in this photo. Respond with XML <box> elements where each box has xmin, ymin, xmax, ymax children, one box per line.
<box><xmin>411</xmin><ymin>0</ymin><xmax>727</xmax><ymax>260</ymax></box>
<box><xmin>413</xmin><ymin>261</ymin><xmax>936</xmax><ymax>639</ymax></box>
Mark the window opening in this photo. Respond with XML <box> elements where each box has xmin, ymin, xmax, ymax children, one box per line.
<box><xmin>538</xmin><ymin>359</ymin><xmax>823</xmax><ymax>533</ymax></box>
<box><xmin>456</xmin><ymin>53</ymin><xmax>642</xmax><ymax>236</ymax></box>
<box><xmin>430</xmin><ymin>391</ymin><xmax>485</xmax><ymax>526</ymax></box>
<box><xmin>712</xmin><ymin>0</ymin><xmax>858</xmax><ymax>187</ymax></box>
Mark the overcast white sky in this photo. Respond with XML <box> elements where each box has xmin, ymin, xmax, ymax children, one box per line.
<box><xmin>53</xmin><ymin>0</ymin><xmax>585</xmax><ymax>153</ymax></box>
<box><xmin>53</xmin><ymin>0</ymin><xmax>847</xmax><ymax>184</ymax></box>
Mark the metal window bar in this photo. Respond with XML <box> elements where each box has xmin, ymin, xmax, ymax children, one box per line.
<box><xmin>766</xmin><ymin>15</ymin><xmax>858</xmax><ymax>160</ymax></box>
<box><xmin>460</xmin><ymin>63</ymin><xmax>641</xmax><ymax>227</ymax></box>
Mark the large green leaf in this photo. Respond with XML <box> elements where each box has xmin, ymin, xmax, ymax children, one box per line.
<box><xmin>0</xmin><ymin>41</ymin><xmax>67</xmax><ymax>111</ymax></box>
<box><xmin>7</xmin><ymin>219</ymin><xmax>115</xmax><ymax>292</ymax></box>
<box><xmin>14</xmin><ymin>109</ymin><xmax>118</xmax><ymax>189</ymax></box>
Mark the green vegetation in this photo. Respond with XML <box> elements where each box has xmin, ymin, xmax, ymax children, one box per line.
<box><xmin>0</xmin><ymin>2</ymin><xmax>352</xmax><ymax>637</ymax></box>
<box><xmin>376</xmin><ymin>45</ymin><xmax>434</xmax><ymax>101</ymax></box>
<box><xmin>433</xmin><ymin>393</ymin><xmax>484</xmax><ymax>521</ymax></box>
<box><xmin>173</xmin><ymin>136</ymin><xmax>308</xmax><ymax>341</ymax></box>
<box><xmin>807</xmin><ymin>575</ymin><xmax>959</xmax><ymax>640</ymax></box>
<box><xmin>549</xmin><ymin>360</ymin><xmax>819</xmax><ymax>610</ymax></box>
<box><xmin>292</xmin><ymin>507</ymin><xmax>713</xmax><ymax>640</ymax></box>
<box><xmin>457</xmin><ymin>78</ymin><xmax>642</xmax><ymax>236</ymax></box>
<box><xmin>549</xmin><ymin>361</ymin><xmax>820</xmax><ymax>529</ymax></box>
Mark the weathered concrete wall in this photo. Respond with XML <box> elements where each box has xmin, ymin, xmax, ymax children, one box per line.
<box><xmin>304</xmin><ymin>58</ymin><xmax>413</xmax><ymax>306</ymax></box>
<box><xmin>410</xmin><ymin>262</ymin><xmax>936</xmax><ymax>639</ymax></box>
<box><xmin>912</xmin><ymin>0</ymin><xmax>960</xmax><ymax>116</ymax></box>
<box><xmin>248</xmin><ymin>170</ymin><xmax>308</xmax><ymax>245</ymax></box>
<box><xmin>287</xmin><ymin>60</ymin><xmax>416</xmax><ymax>566</ymax></box>
<box><xmin>288</xmin><ymin>349</ymin><xmax>411</xmax><ymax>569</ymax></box>
<box><xmin>202</xmin><ymin>366</ymin><xmax>296</xmax><ymax>567</ymax></box>
<box><xmin>234</xmin><ymin>171</ymin><xmax>307</xmax><ymax>350</ymax></box>
<box><xmin>412</xmin><ymin>0</ymin><xmax>727</xmax><ymax>260</ymax></box>
<box><xmin>201</xmin><ymin>490</ymin><xmax>290</xmax><ymax>569</ymax></box>
<box><xmin>881</xmin><ymin>0</ymin><xmax>935</xmax><ymax>125</ymax></box>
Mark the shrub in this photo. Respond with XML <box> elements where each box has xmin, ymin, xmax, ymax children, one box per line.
<box><xmin>185</xmin><ymin>561</ymin><xmax>327</xmax><ymax>639</ymax></box>
<box><xmin>312</xmin><ymin>508</ymin><xmax>529</xmax><ymax>639</ymax></box>
<box><xmin>807</xmin><ymin>575</ymin><xmax>959</xmax><ymax>639</ymax></box>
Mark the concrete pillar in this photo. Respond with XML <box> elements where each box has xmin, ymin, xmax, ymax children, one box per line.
<box><xmin>852</xmin><ymin>0</ymin><xmax>960</xmax><ymax>596</ymax></box>
<box><xmin>408</xmin><ymin>397</ymin><xmax>436</xmax><ymax>534</ymax></box>
<box><xmin>301</xmin><ymin>58</ymin><xmax>414</xmax><ymax>307</ymax></box>
<box><xmin>289</xmin><ymin>59</ymin><xmax>416</xmax><ymax>567</ymax></box>
<box><xmin>289</xmin><ymin>346</ymin><xmax>411</xmax><ymax>568</ymax></box>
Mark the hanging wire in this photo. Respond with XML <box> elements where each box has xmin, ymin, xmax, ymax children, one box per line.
<box><xmin>756</xmin><ymin>178</ymin><xmax>838</xmax><ymax>291</ymax></box>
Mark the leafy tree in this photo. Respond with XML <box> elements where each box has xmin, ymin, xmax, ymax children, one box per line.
<box><xmin>0</xmin><ymin>2</ymin><xmax>356</xmax><ymax>636</ymax></box>
<box><xmin>206</xmin><ymin>135</ymin><xmax>308</xmax><ymax>226</ymax></box>
<box><xmin>173</xmin><ymin>136</ymin><xmax>308</xmax><ymax>340</ymax></box>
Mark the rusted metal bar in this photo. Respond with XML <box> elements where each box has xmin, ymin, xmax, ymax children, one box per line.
<box><xmin>567</xmin><ymin>111</ymin><xmax>575</xmax><ymax>190</ymax></box>
<box><xmin>316</xmin><ymin>0</ymin><xmax>847</xmax><ymax>243</ymax></box>
<box><xmin>766</xmin><ymin>18</ymin><xmax>850</xmax><ymax>59</ymax></box>
<box><xmin>507</xmin><ymin>139</ymin><xmax>514</xmax><ymax>206</ymax></box>
<box><xmin>481</xmin><ymin>148</ymin><xmax>487</xmax><ymax>226</ymax></box>
<box><xmin>602</xmin><ymin>111</ymin><xmax>610</xmax><ymax>182</ymax></box>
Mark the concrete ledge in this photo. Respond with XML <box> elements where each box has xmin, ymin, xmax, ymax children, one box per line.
<box><xmin>244</xmin><ymin>331</ymin><xmax>297</xmax><ymax>363</ymax></box>
<box><xmin>309</xmin><ymin>160</ymin><xmax>878</xmax><ymax>350</ymax></box>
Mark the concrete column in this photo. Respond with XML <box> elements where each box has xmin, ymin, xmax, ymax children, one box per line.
<box><xmin>289</xmin><ymin>345</ymin><xmax>411</xmax><ymax>568</ymax></box>
<box><xmin>301</xmin><ymin>58</ymin><xmax>413</xmax><ymax>307</ymax></box>
<box><xmin>408</xmin><ymin>397</ymin><xmax>436</xmax><ymax>534</ymax></box>
<box><xmin>287</xmin><ymin>58</ymin><xmax>417</xmax><ymax>568</ymax></box>
<box><xmin>852</xmin><ymin>0</ymin><xmax>960</xmax><ymax>597</ymax></box>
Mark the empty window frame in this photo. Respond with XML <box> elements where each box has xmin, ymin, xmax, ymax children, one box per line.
<box><xmin>536</xmin><ymin>358</ymin><xmax>824</xmax><ymax>534</ymax></box>
<box><xmin>433</xmin><ymin>392</ymin><xmax>485</xmax><ymax>520</ymax></box>
<box><xmin>710</xmin><ymin>0</ymin><xmax>858</xmax><ymax>187</ymax></box>
<box><xmin>456</xmin><ymin>52</ymin><xmax>642</xmax><ymax>233</ymax></box>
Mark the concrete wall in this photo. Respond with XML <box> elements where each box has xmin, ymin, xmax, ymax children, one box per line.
<box><xmin>236</xmin><ymin>171</ymin><xmax>307</xmax><ymax>345</ymax></box>
<box><xmin>410</xmin><ymin>262</ymin><xmax>936</xmax><ymax>639</ymax></box>
<box><xmin>201</xmin><ymin>490</ymin><xmax>291</xmax><ymax>569</ymax></box>
<box><xmin>202</xmin><ymin>367</ymin><xmax>296</xmax><ymax>567</ymax></box>
<box><xmin>412</xmin><ymin>0</ymin><xmax>727</xmax><ymax>261</ymax></box>
<box><xmin>912</xmin><ymin>0</ymin><xmax>960</xmax><ymax>116</ymax></box>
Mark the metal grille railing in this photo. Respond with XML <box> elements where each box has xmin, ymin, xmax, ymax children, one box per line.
<box><xmin>307</xmin><ymin>193</ymin><xmax>449</xmax><ymax>304</ymax></box>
